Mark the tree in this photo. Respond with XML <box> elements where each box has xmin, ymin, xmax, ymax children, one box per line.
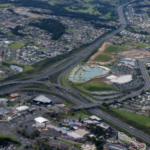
<box><xmin>79</xmin><ymin>115</ymin><xmax>81</xmax><ymax>122</ymax></box>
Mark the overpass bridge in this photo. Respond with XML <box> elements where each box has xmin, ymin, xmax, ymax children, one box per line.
<box><xmin>72</xmin><ymin>102</ymin><xmax>102</xmax><ymax>110</ymax></box>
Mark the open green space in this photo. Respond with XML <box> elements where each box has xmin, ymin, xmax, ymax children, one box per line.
<box><xmin>0</xmin><ymin>3</ymin><xmax>12</xmax><ymax>8</ymax></box>
<box><xmin>22</xmin><ymin>83</ymin><xmax>51</xmax><ymax>91</ymax></box>
<box><xmin>120</xmin><ymin>42</ymin><xmax>150</xmax><ymax>48</ymax></box>
<box><xmin>74</xmin><ymin>81</ymin><xmax>118</xmax><ymax>93</ymax></box>
<box><xmin>70</xmin><ymin>109</ymin><xmax>90</xmax><ymax>120</ymax></box>
<box><xmin>63</xmin><ymin>102</ymin><xmax>74</xmax><ymax>108</ymax></box>
<box><xmin>94</xmin><ymin>53</ymin><xmax>112</xmax><ymax>62</ymax></box>
<box><xmin>48</xmin><ymin>0</ymin><xmax>59</xmax><ymax>5</ymax></box>
<box><xmin>0</xmin><ymin>62</ymin><xmax>33</xmax><ymax>72</ymax></box>
<box><xmin>111</xmin><ymin>108</ymin><xmax>150</xmax><ymax>127</ymax></box>
<box><xmin>104</xmin><ymin>45</ymin><xmax>129</xmax><ymax>54</ymax></box>
<box><xmin>8</xmin><ymin>41</ymin><xmax>25</xmax><ymax>49</ymax></box>
<box><xmin>65</xmin><ymin>5</ymin><xmax>101</xmax><ymax>16</ymax></box>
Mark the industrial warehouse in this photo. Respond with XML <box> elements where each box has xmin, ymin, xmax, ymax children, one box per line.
<box><xmin>33</xmin><ymin>95</ymin><xmax>52</xmax><ymax>105</ymax></box>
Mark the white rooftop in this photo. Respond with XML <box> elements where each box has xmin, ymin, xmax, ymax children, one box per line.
<box><xmin>34</xmin><ymin>117</ymin><xmax>49</xmax><ymax>123</ymax></box>
<box><xmin>33</xmin><ymin>95</ymin><xmax>51</xmax><ymax>103</ymax></box>
<box><xmin>90</xmin><ymin>115</ymin><xmax>101</xmax><ymax>121</ymax></box>
<box><xmin>16</xmin><ymin>106</ymin><xmax>29</xmax><ymax>111</ymax></box>
<box><xmin>106</xmin><ymin>75</ymin><xmax>117</xmax><ymax>80</ymax></box>
<box><xmin>111</xmin><ymin>75</ymin><xmax>132</xmax><ymax>84</ymax></box>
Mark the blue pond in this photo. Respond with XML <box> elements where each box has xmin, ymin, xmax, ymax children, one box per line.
<box><xmin>0</xmin><ymin>109</ymin><xmax>7</xmax><ymax>114</ymax></box>
<box><xmin>69</xmin><ymin>66</ymin><xmax>103</xmax><ymax>82</ymax></box>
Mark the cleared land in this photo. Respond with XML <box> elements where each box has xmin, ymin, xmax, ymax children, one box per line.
<box><xmin>89</xmin><ymin>42</ymin><xmax>110</xmax><ymax>60</ymax></box>
<box><xmin>74</xmin><ymin>81</ymin><xmax>118</xmax><ymax>93</ymax></box>
<box><xmin>8</xmin><ymin>42</ymin><xmax>25</xmax><ymax>49</ymax></box>
<box><xmin>121</xmin><ymin>42</ymin><xmax>150</xmax><ymax>48</ymax></box>
<box><xmin>87</xmin><ymin>42</ymin><xmax>116</xmax><ymax>65</ymax></box>
<box><xmin>104</xmin><ymin>45</ymin><xmax>129</xmax><ymax>54</ymax></box>
<box><xmin>94</xmin><ymin>53</ymin><xmax>112</xmax><ymax>62</ymax></box>
<box><xmin>111</xmin><ymin>108</ymin><xmax>150</xmax><ymax>127</ymax></box>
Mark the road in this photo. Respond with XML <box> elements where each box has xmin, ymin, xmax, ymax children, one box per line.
<box><xmin>0</xmin><ymin>1</ymin><xmax>150</xmax><ymax>147</ymax></box>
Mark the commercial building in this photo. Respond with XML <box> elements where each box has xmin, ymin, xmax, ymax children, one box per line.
<box><xmin>90</xmin><ymin>115</ymin><xmax>102</xmax><ymax>122</ymax></box>
<box><xmin>111</xmin><ymin>75</ymin><xmax>132</xmax><ymax>84</ymax></box>
<box><xmin>81</xmin><ymin>144</ymin><xmax>96</xmax><ymax>150</ymax></box>
<box><xmin>33</xmin><ymin>95</ymin><xmax>51</xmax><ymax>105</ymax></box>
<box><xmin>35</xmin><ymin>123</ymin><xmax>46</xmax><ymax>129</ymax></box>
<box><xmin>103</xmin><ymin>143</ymin><xmax>127</xmax><ymax>150</ymax></box>
<box><xmin>16</xmin><ymin>106</ymin><xmax>29</xmax><ymax>112</ymax></box>
<box><xmin>106</xmin><ymin>75</ymin><xmax>117</xmax><ymax>81</ymax></box>
<box><xmin>34</xmin><ymin>117</ymin><xmax>49</xmax><ymax>123</ymax></box>
<box><xmin>0</xmin><ymin>98</ymin><xmax>7</xmax><ymax>107</ymax></box>
<box><xmin>74</xmin><ymin>129</ymin><xmax>90</xmax><ymax>137</ymax></box>
<box><xmin>10</xmin><ymin>93</ymin><xmax>19</xmax><ymax>98</ymax></box>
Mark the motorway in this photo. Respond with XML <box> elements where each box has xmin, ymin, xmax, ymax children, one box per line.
<box><xmin>0</xmin><ymin>1</ymin><xmax>150</xmax><ymax>146</ymax></box>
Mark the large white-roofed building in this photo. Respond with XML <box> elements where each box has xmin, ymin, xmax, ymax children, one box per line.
<box><xmin>111</xmin><ymin>75</ymin><xmax>132</xmax><ymax>84</ymax></box>
<box><xmin>34</xmin><ymin>117</ymin><xmax>49</xmax><ymax>123</ymax></box>
<box><xmin>16</xmin><ymin>106</ymin><xmax>29</xmax><ymax>112</ymax></box>
<box><xmin>106</xmin><ymin>75</ymin><xmax>117</xmax><ymax>80</ymax></box>
<box><xmin>33</xmin><ymin>95</ymin><xmax>51</xmax><ymax>105</ymax></box>
<box><xmin>90</xmin><ymin>115</ymin><xmax>102</xmax><ymax>122</ymax></box>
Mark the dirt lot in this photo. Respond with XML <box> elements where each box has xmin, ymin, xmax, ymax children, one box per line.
<box><xmin>89</xmin><ymin>42</ymin><xmax>111</xmax><ymax>61</ymax></box>
<box><xmin>118</xmin><ymin>50</ymin><xmax>150</xmax><ymax>58</ymax></box>
<box><xmin>87</xmin><ymin>42</ymin><xmax>117</xmax><ymax>65</ymax></box>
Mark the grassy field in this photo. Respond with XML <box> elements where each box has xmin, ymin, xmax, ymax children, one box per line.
<box><xmin>65</xmin><ymin>5</ymin><xmax>101</xmax><ymax>15</ymax></box>
<box><xmin>70</xmin><ymin>110</ymin><xmax>90</xmax><ymax>120</ymax></box>
<box><xmin>63</xmin><ymin>102</ymin><xmax>74</xmax><ymax>108</ymax></box>
<box><xmin>120</xmin><ymin>42</ymin><xmax>150</xmax><ymax>48</ymax></box>
<box><xmin>0</xmin><ymin>62</ymin><xmax>33</xmax><ymax>72</ymax></box>
<box><xmin>48</xmin><ymin>0</ymin><xmax>60</xmax><ymax>5</ymax></box>
<box><xmin>74</xmin><ymin>81</ymin><xmax>118</xmax><ymax>93</ymax></box>
<box><xmin>111</xmin><ymin>108</ymin><xmax>150</xmax><ymax>127</ymax></box>
<box><xmin>104</xmin><ymin>45</ymin><xmax>129</xmax><ymax>54</ymax></box>
<box><xmin>0</xmin><ymin>3</ymin><xmax>12</xmax><ymax>8</ymax></box>
<box><xmin>22</xmin><ymin>83</ymin><xmax>51</xmax><ymax>90</ymax></box>
<box><xmin>8</xmin><ymin>42</ymin><xmax>25</xmax><ymax>49</ymax></box>
<box><xmin>94</xmin><ymin>53</ymin><xmax>112</xmax><ymax>62</ymax></box>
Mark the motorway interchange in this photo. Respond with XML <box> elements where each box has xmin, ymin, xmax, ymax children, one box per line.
<box><xmin>0</xmin><ymin>1</ymin><xmax>150</xmax><ymax>146</ymax></box>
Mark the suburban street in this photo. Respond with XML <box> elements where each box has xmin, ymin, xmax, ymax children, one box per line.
<box><xmin>0</xmin><ymin>1</ymin><xmax>150</xmax><ymax>147</ymax></box>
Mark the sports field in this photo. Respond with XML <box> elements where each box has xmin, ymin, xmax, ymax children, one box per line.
<box><xmin>8</xmin><ymin>42</ymin><xmax>25</xmax><ymax>49</ymax></box>
<box><xmin>111</xmin><ymin>108</ymin><xmax>150</xmax><ymax>127</ymax></box>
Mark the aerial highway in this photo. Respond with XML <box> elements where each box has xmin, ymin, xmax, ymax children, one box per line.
<box><xmin>0</xmin><ymin>1</ymin><xmax>150</xmax><ymax>145</ymax></box>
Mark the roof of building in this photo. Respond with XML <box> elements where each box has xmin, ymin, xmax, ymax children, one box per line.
<box><xmin>111</xmin><ymin>75</ymin><xmax>132</xmax><ymax>84</ymax></box>
<box><xmin>35</xmin><ymin>123</ymin><xmax>46</xmax><ymax>128</ymax></box>
<box><xmin>67</xmin><ymin>132</ymin><xmax>83</xmax><ymax>139</ymax></box>
<box><xmin>34</xmin><ymin>117</ymin><xmax>49</xmax><ymax>123</ymax></box>
<box><xmin>97</xmin><ymin>123</ymin><xmax>110</xmax><ymax>130</ymax></box>
<box><xmin>81</xmin><ymin>144</ymin><xmax>96</xmax><ymax>150</ymax></box>
<box><xmin>106</xmin><ymin>75</ymin><xmax>117</xmax><ymax>80</ymax></box>
<box><xmin>90</xmin><ymin>115</ymin><xmax>102</xmax><ymax>121</ymax></box>
<box><xmin>75</xmin><ymin>129</ymin><xmax>89</xmax><ymax>137</ymax></box>
<box><xmin>47</xmin><ymin>124</ymin><xmax>67</xmax><ymax>133</ymax></box>
<box><xmin>33</xmin><ymin>95</ymin><xmax>51</xmax><ymax>103</ymax></box>
<box><xmin>104</xmin><ymin>143</ymin><xmax>127</xmax><ymax>150</ymax></box>
<box><xmin>16</xmin><ymin>106</ymin><xmax>29</xmax><ymax>111</ymax></box>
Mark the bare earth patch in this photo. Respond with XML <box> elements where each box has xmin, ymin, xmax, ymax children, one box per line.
<box><xmin>87</xmin><ymin>42</ymin><xmax>117</xmax><ymax>65</ymax></box>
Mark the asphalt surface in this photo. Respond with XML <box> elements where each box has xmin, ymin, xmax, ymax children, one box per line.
<box><xmin>0</xmin><ymin>1</ymin><xmax>150</xmax><ymax>146</ymax></box>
